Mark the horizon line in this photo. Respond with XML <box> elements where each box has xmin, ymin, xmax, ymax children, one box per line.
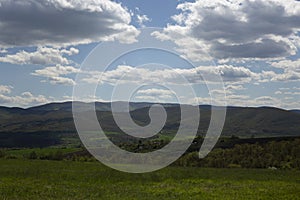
<box><xmin>0</xmin><ymin>100</ymin><xmax>298</xmax><ymax>111</ymax></box>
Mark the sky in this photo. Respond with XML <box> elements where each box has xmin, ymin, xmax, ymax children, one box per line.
<box><xmin>0</xmin><ymin>0</ymin><xmax>300</xmax><ymax>109</ymax></box>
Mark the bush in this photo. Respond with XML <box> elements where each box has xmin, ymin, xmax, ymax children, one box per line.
<box><xmin>52</xmin><ymin>150</ymin><xmax>64</xmax><ymax>161</ymax></box>
<box><xmin>29</xmin><ymin>151</ymin><xmax>38</xmax><ymax>159</ymax></box>
<box><xmin>0</xmin><ymin>150</ymin><xmax>6</xmax><ymax>158</ymax></box>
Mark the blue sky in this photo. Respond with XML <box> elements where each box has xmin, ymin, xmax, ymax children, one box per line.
<box><xmin>0</xmin><ymin>0</ymin><xmax>300</xmax><ymax>109</ymax></box>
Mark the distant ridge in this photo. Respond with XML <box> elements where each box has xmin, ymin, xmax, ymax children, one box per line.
<box><xmin>290</xmin><ymin>109</ymin><xmax>300</xmax><ymax>114</ymax></box>
<box><xmin>0</xmin><ymin>101</ymin><xmax>300</xmax><ymax>148</ymax></box>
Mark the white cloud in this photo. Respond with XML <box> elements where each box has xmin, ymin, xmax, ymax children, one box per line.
<box><xmin>0</xmin><ymin>85</ymin><xmax>13</xmax><ymax>94</ymax></box>
<box><xmin>33</xmin><ymin>65</ymin><xmax>80</xmax><ymax>77</ymax></box>
<box><xmin>284</xmin><ymin>91</ymin><xmax>300</xmax><ymax>96</ymax></box>
<box><xmin>0</xmin><ymin>47</ymin><xmax>78</xmax><ymax>65</ymax></box>
<box><xmin>215</xmin><ymin>65</ymin><xmax>256</xmax><ymax>82</ymax></box>
<box><xmin>209</xmin><ymin>84</ymin><xmax>246</xmax><ymax>97</ymax></box>
<box><xmin>136</xmin><ymin>14</ymin><xmax>151</xmax><ymax>28</ymax></box>
<box><xmin>83</xmin><ymin>64</ymin><xmax>258</xmax><ymax>85</ymax></box>
<box><xmin>136</xmin><ymin>88</ymin><xmax>174</xmax><ymax>96</ymax></box>
<box><xmin>188</xmin><ymin>93</ymin><xmax>293</xmax><ymax>108</ymax></box>
<box><xmin>188</xmin><ymin>97</ymin><xmax>212</xmax><ymax>105</ymax></box>
<box><xmin>0</xmin><ymin>49</ymin><xmax>7</xmax><ymax>54</ymax></box>
<box><xmin>254</xmin><ymin>96</ymin><xmax>281</xmax><ymax>107</ymax></box>
<box><xmin>154</xmin><ymin>0</ymin><xmax>300</xmax><ymax>61</ymax></box>
<box><xmin>188</xmin><ymin>95</ymin><xmax>228</xmax><ymax>106</ymax></box>
<box><xmin>46</xmin><ymin>76</ymin><xmax>76</xmax><ymax>86</ymax></box>
<box><xmin>260</xmin><ymin>70</ymin><xmax>300</xmax><ymax>82</ymax></box>
<box><xmin>255</xmin><ymin>96</ymin><xmax>275</xmax><ymax>102</ymax></box>
<box><xmin>259</xmin><ymin>68</ymin><xmax>300</xmax><ymax>82</ymax></box>
<box><xmin>32</xmin><ymin>65</ymin><xmax>80</xmax><ymax>86</ymax></box>
<box><xmin>135</xmin><ymin>88</ymin><xmax>174</xmax><ymax>102</ymax></box>
<box><xmin>0</xmin><ymin>0</ymin><xmax>140</xmax><ymax>48</ymax></box>
<box><xmin>271</xmin><ymin>71</ymin><xmax>300</xmax><ymax>82</ymax></box>
<box><xmin>276</xmin><ymin>87</ymin><xmax>300</xmax><ymax>96</ymax></box>
<box><xmin>227</xmin><ymin>94</ymin><xmax>250</xmax><ymax>100</ymax></box>
<box><xmin>279</xmin><ymin>87</ymin><xmax>300</xmax><ymax>91</ymax></box>
<box><xmin>225</xmin><ymin>84</ymin><xmax>246</xmax><ymax>91</ymax></box>
<box><xmin>270</xmin><ymin>59</ymin><xmax>300</xmax><ymax>73</ymax></box>
<box><xmin>21</xmin><ymin>92</ymin><xmax>33</xmax><ymax>98</ymax></box>
<box><xmin>0</xmin><ymin>91</ymin><xmax>49</xmax><ymax>107</ymax></box>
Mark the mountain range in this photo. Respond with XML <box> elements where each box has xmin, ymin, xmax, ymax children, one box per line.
<box><xmin>0</xmin><ymin>102</ymin><xmax>299</xmax><ymax>148</ymax></box>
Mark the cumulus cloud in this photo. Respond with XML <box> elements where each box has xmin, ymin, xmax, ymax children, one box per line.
<box><xmin>215</xmin><ymin>65</ymin><xmax>256</xmax><ymax>82</ymax></box>
<box><xmin>135</xmin><ymin>88</ymin><xmax>174</xmax><ymax>101</ymax></box>
<box><xmin>136</xmin><ymin>88</ymin><xmax>174</xmax><ymax>96</ymax></box>
<box><xmin>0</xmin><ymin>91</ymin><xmax>49</xmax><ymax>107</ymax></box>
<box><xmin>32</xmin><ymin>65</ymin><xmax>80</xmax><ymax>86</ymax></box>
<box><xmin>0</xmin><ymin>0</ymin><xmax>140</xmax><ymax>48</ymax></box>
<box><xmin>271</xmin><ymin>71</ymin><xmax>300</xmax><ymax>82</ymax></box>
<box><xmin>258</xmin><ymin>68</ymin><xmax>300</xmax><ymax>82</ymax></box>
<box><xmin>82</xmin><ymin>64</ymin><xmax>258</xmax><ymax>85</ymax></box>
<box><xmin>0</xmin><ymin>47</ymin><xmax>78</xmax><ymax>65</ymax></box>
<box><xmin>0</xmin><ymin>85</ymin><xmax>13</xmax><ymax>94</ymax></box>
<box><xmin>45</xmin><ymin>76</ymin><xmax>76</xmax><ymax>86</ymax></box>
<box><xmin>153</xmin><ymin>0</ymin><xmax>300</xmax><ymax>61</ymax></box>
<box><xmin>270</xmin><ymin>59</ymin><xmax>300</xmax><ymax>73</ymax></box>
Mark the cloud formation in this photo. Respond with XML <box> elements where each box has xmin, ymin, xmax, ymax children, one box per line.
<box><xmin>32</xmin><ymin>65</ymin><xmax>80</xmax><ymax>86</ymax></box>
<box><xmin>135</xmin><ymin>88</ymin><xmax>174</xmax><ymax>101</ymax></box>
<box><xmin>154</xmin><ymin>0</ymin><xmax>300</xmax><ymax>61</ymax></box>
<box><xmin>83</xmin><ymin>64</ymin><xmax>258</xmax><ymax>85</ymax></box>
<box><xmin>0</xmin><ymin>85</ymin><xmax>13</xmax><ymax>94</ymax></box>
<box><xmin>0</xmin><ymin>91</ymin><xmax>49</xmax><ymax>107</ymax></box>
<box><xmin>0</xmin><ymin>47</ymin><xmax>78</xmax><ymax>65</ymax></box>
<box><xmin>136</xmin><ymin>14</ymin><xmax>151</xmax><ymax>28</ymax></box>
<box><xmin>0</xmin><ymin>0</ymin><xmax>139</xmax><ymax>48</ymax></box>
<box><xmin>271</xmin><ymin>58</ymin><xmax>300</xmax><ymax>73</ymax></box>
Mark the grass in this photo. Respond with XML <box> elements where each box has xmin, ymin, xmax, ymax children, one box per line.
<box><xmin>0</xmin><ymin>159</ymin><xmax>299</xmax><ymax>199</ymax></box>
<box><xmin>5</xmin><ymin>148</ymin><xmax>81</xmax><ymax>158</ymax></box>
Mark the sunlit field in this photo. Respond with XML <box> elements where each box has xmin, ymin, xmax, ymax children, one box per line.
<box><xmin>0</xmin><ymin>159</ymin><xmax>299</xmax><ymax>200</ymax></box>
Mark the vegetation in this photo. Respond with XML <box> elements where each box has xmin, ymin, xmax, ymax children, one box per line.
<box><xmin>1</xmin><ymin>103</ymin><xmax>300</xmax><ymax>149</ymax></box>
<box><xmin>0</xmin><ymin>159</ymin><xmax>299</xmax><ymax>200</ymax></box>
<box><xmin>1</xmin><ymin>103</ymin><xmax>300</xmax><ymax>198</ymax></box>
<box><xmin>177</xmin><ymin>138</ymin><xmax>300</xmax><ymax>169</ymax></box>
<box><xmin>1</xmin><ymin>136</ymin><xmax>299</xmax><ymax>170</ymax></box>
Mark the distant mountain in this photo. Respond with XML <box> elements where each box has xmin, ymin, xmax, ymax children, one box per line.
<box><xmin>0</xmin><ymin>102</ymin><xmax>300</xmax><ymax>148</ymax></box>
<box><xmin>27</xmin><ymin>101</ymin><xmax>176</xmax><ymax>113</ymax></box>
<box><xmin>290</xmin><ymin>109</ymin><xmax>300</xmax><ymax>114</ymax></box>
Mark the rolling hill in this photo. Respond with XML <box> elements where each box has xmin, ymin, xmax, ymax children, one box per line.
<box><xmin>0</xmin><ymin>102</ymin><xmax>299</xmax><ymax>147</ymax></box>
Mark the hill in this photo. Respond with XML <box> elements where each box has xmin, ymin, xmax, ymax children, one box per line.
<box><xmin>0</xmin><ymin>102</ymin><xmax>299</xmax><ymax>147</ymax></box>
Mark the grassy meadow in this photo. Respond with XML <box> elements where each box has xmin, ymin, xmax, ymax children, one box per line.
<box><xmin>0</xmin><ymin>159</ymin><xmax>299</xmax><ymax>200</ymax></box>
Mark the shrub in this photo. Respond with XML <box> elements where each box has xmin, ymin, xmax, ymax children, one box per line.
<box><xmin>29</xmin><ymin>151</ymin><xmax>38</xmax><ymax>159</ymax></box>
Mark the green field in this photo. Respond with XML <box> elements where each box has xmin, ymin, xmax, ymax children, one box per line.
<box><xmin>0</xmin><ymin>159</ymin><xmax>299</xmax><ymax>200</ymax></box>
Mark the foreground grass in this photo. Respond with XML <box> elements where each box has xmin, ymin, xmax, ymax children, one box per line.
<box><xmin>0</xmin><ymin>160</ymin><xmax>299</xmax><ymax>200</ymax></box>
